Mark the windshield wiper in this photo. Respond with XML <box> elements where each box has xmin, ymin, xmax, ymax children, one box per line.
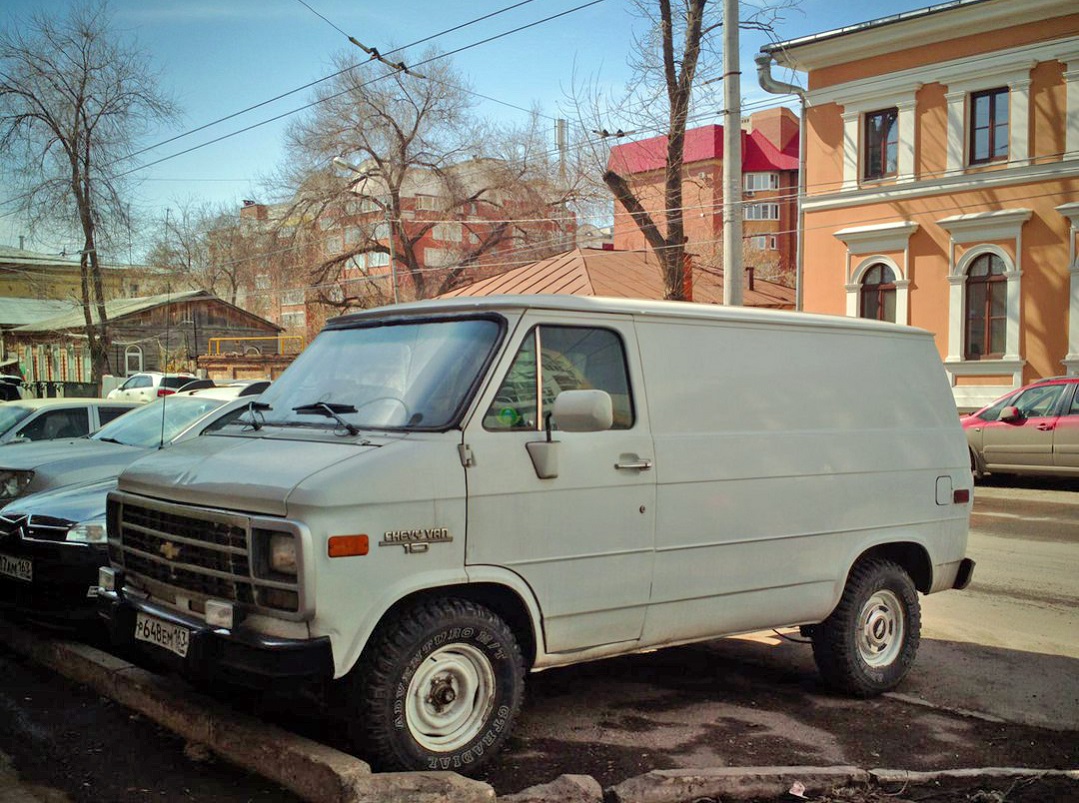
<box><xmin>292</xmin><ymin>402</ymin><xmax>360</xmax><ymax>435</ymax></box>
<box><xmin>95</xmin><ymin>437</ymin><xmax>125</xmax><ymax>445</ymax></box>
<box><xmin>243</xmin><ymin>400</ymin><xmax>272</xmax><ymax>431</ymax></box>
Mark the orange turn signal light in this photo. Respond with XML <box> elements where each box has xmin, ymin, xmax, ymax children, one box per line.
<box><xmin>328</xmin><ymin>534</ymin><xmax>369</xmax><ymax>558</ymax></box>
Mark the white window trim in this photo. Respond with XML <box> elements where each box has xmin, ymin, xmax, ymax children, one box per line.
<box><xmin>839</xmin><ymin>89</ymin><xmax>920</xmax><ymax>190</ymax></box>
<box><xmin>1065</xmin><ymin>51</ymin><xmax>1079</xmax><ymax>160</ymax></box>
<box><xmin>744</xmin><ymin>172</ymin><xmax>779</xmax><ymax>191</ymax></box>
<box><xmin>944</xmin><ymin>65</ymin><xmax>1034</xmax><ymax>173</ymax></box>
<box><xmin>1057</xmin><ymin>201</ymin><xmax>1079</xmax><ymax>374</ymax></box>
<box><xmin>124</xmin><ymin>345</ymin><xmax>143</xmax><ymax>375</ymax></box>
<box><xmin>937</xmin><ymin>209</ymin><xmax>1031</xmax><ymax>406</ymax></box>
<box><xmin>834</xmin><ymin>221</ymin><xmax>918</xmax><ymax>324</ymax></box>
<box><xmin>808</xmin><ymin>35</ymin><xmax>1079</xmax><ymax>190</ymax></box>
<box><xmin>745</xmin><ymin>203</ymin><xmax>780</xmax><ymax>220</ymax></box>
<box><xmin>844</xmin><ymin>256</ymin><xmax>909</xmax><ymax>324</ymax></box>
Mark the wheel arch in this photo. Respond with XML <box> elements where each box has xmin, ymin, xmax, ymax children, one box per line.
<box><xmin>849</xmin><ymin>541</ymin><xmax>933</xmax><ymax>594</ymax></box>
<box><xmin>363</xmin><ymin>581</ymin><xmax>539</xmax><ymax>670</ymax></box>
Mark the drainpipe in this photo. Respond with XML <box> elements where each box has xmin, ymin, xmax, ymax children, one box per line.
<box><xmin>754</xmin><ymin>52</ymin><xmax>807</xmax><ymax>311</ymax></box>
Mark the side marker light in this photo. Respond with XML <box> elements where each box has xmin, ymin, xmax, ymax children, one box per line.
<box><xmin>328</xmin><ymin>535</ymin><xmax>369</xmax><ymax>557</ymax></box>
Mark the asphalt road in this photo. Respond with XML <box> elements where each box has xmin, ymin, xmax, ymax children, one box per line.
<box><xmin>0</xmin><ymin>477</ymin><xmax>1076</xmax><ymax>800</ymax></box>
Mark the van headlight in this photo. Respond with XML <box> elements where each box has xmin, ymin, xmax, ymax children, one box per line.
<box><xmin>0</xmin><ymin>470</ymin><xmax>33</xmax><ymax>501</ymax></box>
<box><xmin>66</xmin><ymin>518</ymin><xmax>107</xmax><ymax>544</ymax></box>
<box><xmin>269</xmin><ymin>532</ymin><xmax>298</xmax><ymax>575</ymax></box>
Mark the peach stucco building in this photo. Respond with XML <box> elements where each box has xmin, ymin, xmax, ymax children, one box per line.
<box><xmin>761</xmin><ymin>0</ymin><xmax>1079</xmax><ymax>411</ymax></box>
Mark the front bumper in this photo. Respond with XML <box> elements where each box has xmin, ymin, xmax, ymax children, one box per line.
<box><xmin>98</xmin><ymin>586</ymin><xmax>333</xmax><ymax>684</ymax></box>
<box><xmin>0</xmin><ymin>537</ymin><xmax>104</xmax><ymax>624</ymax></box>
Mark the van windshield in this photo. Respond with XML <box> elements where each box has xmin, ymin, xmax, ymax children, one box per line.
<box><xmin>246</xmin><ymin>317</ymin><xmax>501</xmax><ymax>431</ymax></box>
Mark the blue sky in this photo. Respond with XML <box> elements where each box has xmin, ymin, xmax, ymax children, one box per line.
<box><xmin>0</xmin><ymin>0</ymin><xmax>934</xmax><ymax>256</ymax></box>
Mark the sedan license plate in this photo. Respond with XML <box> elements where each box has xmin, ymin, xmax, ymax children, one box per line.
<box><xmin>0</xmin><ymin>552</ymin><xmax>32</xmax><ymax>582</ymax></box>
<box><xmin>134</xmin><ymin>612</ymin><xmax>190</xmax><ymax>658</ymax></box>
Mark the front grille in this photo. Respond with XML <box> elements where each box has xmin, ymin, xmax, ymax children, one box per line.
<box><xmin>109</xmin><ymin>494</ymin><xmax>299</xmax><ymax>615</ymax></box>
<box><xmin>0</xmin><ymin>513</ymin><xmax>72</xmax><ymax>543</ymax></box>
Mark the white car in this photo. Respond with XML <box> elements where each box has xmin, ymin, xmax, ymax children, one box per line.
<box><xmin>106</xmin><ymin>372</ymin><xmax>197</xmax><ymax>403</ymax></box>
<box><xmin>0</xmin><ymin>398</ymin><xmax>139</xmax><ymax>445</ymax></box>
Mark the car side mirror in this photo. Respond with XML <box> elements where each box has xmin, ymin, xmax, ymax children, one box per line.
<box><xmin>551</xmin><ymin>390</ymin><xmax>614</xmax><ymax>433</ymax></box>
<box><xmin>999</xmin><ymin>405</ymin><xmax>1021</xmax><ymax>422</ymax></box>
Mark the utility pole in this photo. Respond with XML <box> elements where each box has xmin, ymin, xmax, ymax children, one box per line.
<box><xmin>722</xmin><ymin>0</ymin><xmax>744</xmax><ymax>306</ymax></box>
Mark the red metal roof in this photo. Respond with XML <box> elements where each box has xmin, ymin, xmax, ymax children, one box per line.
<box><xmin>440</xmin><ymin>248</ymin><xmax>794</xmax><ymax>308</ymax></box>
<box><xmin>608</xmin><ymin>125</ymin><xmax>798</xmax><ymax>175</ymax></box>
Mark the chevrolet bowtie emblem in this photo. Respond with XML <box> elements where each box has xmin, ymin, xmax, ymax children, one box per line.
<box><xmin>159</xmin><ymin>541</ymin><xmax>182</xmax><ymax>561</ymax></box>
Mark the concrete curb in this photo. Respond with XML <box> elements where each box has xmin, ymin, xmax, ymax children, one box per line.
<box><xmin>608</xmin><ymin>766</ymin><xmax>870</xmax><ymax>803</ymax></box>
<box><xmin>0</xmin><ymin>620</ymin><xmax>494</xmax><ymax>803</ymax></box>
<box><xmin>871</xmin><ymin>767</ymin><xmax>1079</xmax><ymax>783</ymax></box>
<box><xmin>3</xmin><ymin>621</ymin><xmax>1077</xmax><ymax>803</ymax></box>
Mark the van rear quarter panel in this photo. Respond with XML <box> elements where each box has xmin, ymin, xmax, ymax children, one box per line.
<box><xmin>633</xmin><ymin>315</ymin><xmax>968</xmax><ymax>645</ymax></box>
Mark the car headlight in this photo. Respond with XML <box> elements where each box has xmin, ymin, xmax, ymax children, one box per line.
<box><xmin>269</xmin><ymin>532</ymin><xmax>297</xmax><ymax>575</ymax></box>
<box><xmin>0</xmin><ymin>470</ymin><xmax>34</xmax><ymax>502</ymax></box>
<box><xmin>66</xmin><ymin>518</ymin><xmax>107</xmax><ymax>544</ymax></box>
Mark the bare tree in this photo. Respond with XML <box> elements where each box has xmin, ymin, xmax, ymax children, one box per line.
<box><xmin>146</xmin><ymin>201</ymin><xmax>264</xmax><ymax>305</ymax></box>
<box><xmin>0</xmin><ymin>1</ymin><xmax>177</xmax><ymax>382</ymax></box>
<box><xmin>279</xmin><ymin>50</ymin><xmax>577</xmax><ymax>306</ymax></box>
<box><xmin>572</xmin><ymin>0</ymin><xmax>792</xmax><ymax>300</ymax></box>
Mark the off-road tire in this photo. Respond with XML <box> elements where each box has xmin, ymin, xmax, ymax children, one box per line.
<box><xmin>811</xmin><ymin>558</ymin><xmax>920</xmax><ymax>697</ymax></box>
<box><xmin>349</xmin><ymin>598</ymin><xmax>524</xmax><ymax>775</ymax></box>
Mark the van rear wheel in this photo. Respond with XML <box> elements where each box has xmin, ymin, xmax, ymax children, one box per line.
<box><xmin>348</xmin><ymin>598</ymin><xmax>524</xmax><ymax>775</ymax></box>
<box><xmin>810</xmin><ymin>558</ymin><xmax>920</xmax><ymax>697</ymax></box>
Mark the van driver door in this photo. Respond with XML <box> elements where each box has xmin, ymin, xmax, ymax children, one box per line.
<box><xmin>463</xmin><ymin>314</ymin><xmax>655</xmax><ymax>656</ymax></box>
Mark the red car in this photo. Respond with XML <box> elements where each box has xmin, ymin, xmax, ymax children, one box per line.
<box><xmin>962</xmin><ymin>376</ymin><xmax>1079</xmax><ymax>479</ymax></box>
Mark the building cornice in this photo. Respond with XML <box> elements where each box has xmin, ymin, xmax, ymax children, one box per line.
<box><xmin>805</xmin><ymin>37</ymin><xmax>1078</xmax><ymax>108</ymax></box>
<box><xmin>765</xmin><ymin>0</ymin><xmax>1077</xmax><ymax>73</ymax></box>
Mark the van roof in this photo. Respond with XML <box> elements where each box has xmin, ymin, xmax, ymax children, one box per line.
<box><xmin>328</xmin><ymin>294</ymin><xmax>931</xmax><ymax>338</ymax></box>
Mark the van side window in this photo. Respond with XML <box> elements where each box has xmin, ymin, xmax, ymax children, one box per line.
<box><xmin>484</xmin><ymin>326</ymin><xmax>634</xmax><ymax>430</ymax></box>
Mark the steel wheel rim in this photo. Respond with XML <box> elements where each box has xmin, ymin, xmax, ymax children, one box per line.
<box><xmin>857</xmin><ymin>590</ymin><xmax>904</xmax><ymax>667</ymax></box>
<box><xmin>405</xmin><ymin>643</ymin><xmax>495</xmax><ymax>752</ymax></box>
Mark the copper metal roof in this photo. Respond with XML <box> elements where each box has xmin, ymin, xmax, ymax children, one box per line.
<box><xmin>439</xmin><ymin>248</ymin><xmax>795</xmax><ymax>308</ymax></box>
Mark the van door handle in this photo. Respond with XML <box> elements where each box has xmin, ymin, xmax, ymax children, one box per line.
<box><xmin>1035</xmin><ymin>423</ymin><xmax>1054</xmax><ymax>431</ymax></box>
<box><xmin>614</xmin><ymin>457</ymin><xmax>653</xmax><ymax>471</ymax></box>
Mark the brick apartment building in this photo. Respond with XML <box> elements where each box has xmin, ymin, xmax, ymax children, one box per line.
<box><xmin>607</xmin><ymin>107</ymin><xmax>800</xmax><ymax>287</ymax></box>
<box><xmin>231</xmin><ymin>158</ymin><xmax>574</xmax><ymax>340</ymax></box>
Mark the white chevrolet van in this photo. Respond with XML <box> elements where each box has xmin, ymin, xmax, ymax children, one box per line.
<box><xmin>99</xmin><ymin>296</ymin><xmax>973</xmax><ymax>774</ymax></box>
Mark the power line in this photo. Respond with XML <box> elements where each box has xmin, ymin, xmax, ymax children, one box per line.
<box><xmin>112</xmin><ymin>0</ymin><xmax>609</xmax><ymax>179</ymax></box>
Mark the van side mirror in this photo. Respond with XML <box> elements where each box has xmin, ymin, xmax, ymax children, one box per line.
<box><xmin>551</xmin><ymin>390</ymin><xmax>613</xmax><ymax>433</ymax></box>
<box><xmin>999</xmin><ymin>405</ymin><xmax>1021</xmax><ymax>422</ymax></box>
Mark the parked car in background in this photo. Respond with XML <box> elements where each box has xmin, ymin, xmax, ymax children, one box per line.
<box><xmin>0</xmin><ymin>375</ymin><xmax>24</xmax><ymax>401</ymax></box>
<box><xmin>0</xmin><ymin>385</ymin><xmax>264</xmax><ymax>625</ymax></box>
<box><xmin>0</xmin><ymin>398</ymin><xmax>138</xmax><ymax>446</ymax></box>
<box><xmin>963</xmin><ymin>376</ymin><xmax>1079</xmax><ymax>480</ymax></box>
<box><xmin>106</xmin><ymin>372</ymin><xmax>196</xmax><ymax>403</ymax></box>
<box><xmin>0</xmin><ymin>385</ymin><xmax>260</xmax><ymax>508</ymax></box>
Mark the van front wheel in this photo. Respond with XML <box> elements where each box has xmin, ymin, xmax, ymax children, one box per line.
<box><xmin>810</xmin><ymin>559</ymin><xmax>920</xmax><ymax>697</ymax></box>
<box><xmin>349</xmin><ymin>598</ymin><xmax>524</xmax><ymax>775</ymax></box>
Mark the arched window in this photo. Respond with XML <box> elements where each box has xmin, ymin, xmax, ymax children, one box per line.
<box><xmin>965</xmin><ymin>253</ymin><xmax>1007</xmax><ymax>359</ymax></box>
<box><xmin>860</xmin><ymin>263</ymin><xmax>896</xmax><ymax>322</ymax></box>
<box><xmin>124</xmin><ymin>345</ymin><xmax>143</xmax><ymax>375</ymax></box>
